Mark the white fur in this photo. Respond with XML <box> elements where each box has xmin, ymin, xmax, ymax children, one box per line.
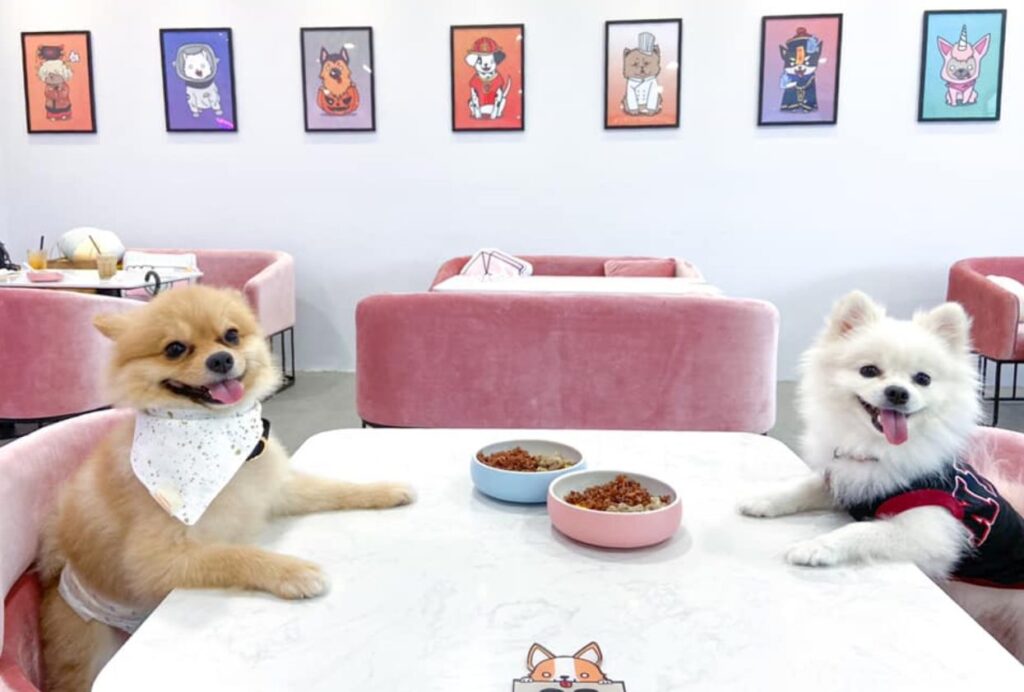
<box><xmin>740</xmin><ymin>291</ymin><xmax>1024</xmax><ymax>661</ymax></box>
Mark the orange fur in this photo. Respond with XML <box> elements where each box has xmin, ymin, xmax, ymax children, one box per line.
<box><xmin>39</xmin><ymin>286</ymin><xmax>414</xmax><ymax>691</ymax></box>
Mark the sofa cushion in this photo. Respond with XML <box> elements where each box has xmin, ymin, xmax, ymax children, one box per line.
<box><xmin>987</xmin><ymin>275</ymin><xmax>1024</xmax><ymax>321</ymax></box>
<box><xmin>604</xmin><ymin>259</ymin><xmax>676</xmax><ymax>278</ymax></box>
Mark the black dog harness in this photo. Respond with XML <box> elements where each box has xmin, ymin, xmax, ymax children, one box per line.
<box><xmin>844</xmin><ymin>460</ymin><xmax>1024</xmax><ymax>588</ymax></box>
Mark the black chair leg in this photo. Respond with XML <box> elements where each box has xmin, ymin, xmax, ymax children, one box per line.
<box><xmin>268</xmin><ymin>327</ymin><xmax>296</xmax><ymax>393</ymax></box>
<box><xmin>992</xmin><ymin>361</ymin><xmax>1002</xmax><ymax>427</ymax></box>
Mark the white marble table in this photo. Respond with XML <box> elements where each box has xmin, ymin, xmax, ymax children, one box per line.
<box><xmin>93</xmin><ymin>430</ymin><xmax>1024</xmax><ymax>691</ymax></box>
<box><xmin>0</xmin><ymin>267</ymin><xmax>201</xmax><ymax>294</ymax></box>
<box><xmin>433</xmin><ymin>274</ymin><xmax>722</xmax><ymax>296</ymax></box>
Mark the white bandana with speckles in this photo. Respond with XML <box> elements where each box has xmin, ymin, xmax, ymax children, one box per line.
<box><xmin>130</xmin><ymin>402</ymin><xmax>263</xmax><ymax>525</ymax></box>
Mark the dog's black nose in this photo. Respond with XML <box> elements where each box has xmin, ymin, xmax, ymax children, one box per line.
<box><xmin>884</xmin><ymin>386</ymin><xmax>910</xmax><ymax>406</ymax></box>
<box><xmin>206</xmin><ymin>351</ymin><xmax>234</xmax><ymax>375</ymax></box>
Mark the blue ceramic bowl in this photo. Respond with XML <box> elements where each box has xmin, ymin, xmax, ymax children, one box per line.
<box><xmin>471</xmin><ymin>439</ymin><xmax>585</xmax><ymax>504</ymax></box>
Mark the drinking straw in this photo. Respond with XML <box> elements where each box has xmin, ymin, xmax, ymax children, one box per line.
<box><xmin>39</xmin><ymin>235</ymin><xmax>44</xmax><ymax>251</ymax></box>
<box><xmin>88</xmin><ymin>235</ymin><xmax>102</xmax><ymax>255</ymax></box>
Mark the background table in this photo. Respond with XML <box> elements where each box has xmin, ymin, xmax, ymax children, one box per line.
<box><xmin>433</xmin><ymin>274</ymin><xmax>722</xmax><ymax>296</ymax></box>
<box><xmin>94</xmin><ymin>430</ymin><xmax>1024</xmax><ymax>691</ymax></box>
<box><xmin>0</xmin><ymin>268</ymin><xmax>201</xmax><ymax>296</ymax></box>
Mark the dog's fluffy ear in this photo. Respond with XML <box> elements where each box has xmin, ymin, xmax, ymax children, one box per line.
<box><xmin>572</xmin><ymin>642</ymin><xmax>603</xmax><ymax>666</ymax></box>
<box><xmin>527</xmin><ymin>643</ymin><xmax>555</xmax><ymax>670</ymax></box>
<box><xmin>94</xmin><ymin>312</ymin><xmax>129</xmax><ymax>340</ymax></box>
<box><xmin>464</xmin><ymin>53</ymin><xmax>480</xmax><ymax>67</ymax></box>
<box><xmin>827</xmin><ymin>291</ymin><xmax>883</xmax><ymax>339</ymax></box>
<box><xmin>319</xmin><ymin>47</ymin><xmax>329</xmax><ymax>64</ymax></box>
<box><xmin>915</xmin><ymin>302</ymin><xmax>971</xmax><ymax>353</ymax></box>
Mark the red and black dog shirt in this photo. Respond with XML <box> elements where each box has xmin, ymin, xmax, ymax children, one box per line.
<box><xmin>843</xmin><ymin>460</ymin><xmax>1024</xmax><ymax>588</ymax></box>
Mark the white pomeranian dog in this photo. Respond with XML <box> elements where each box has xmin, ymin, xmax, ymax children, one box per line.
<box><xmin>740</xmin><ymin>291</ymin><xmax>1024</xmax><ymax>660</ymax></box>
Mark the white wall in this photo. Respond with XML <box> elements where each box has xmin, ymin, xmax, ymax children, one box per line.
<box><xmin>1</xmin><ymin>0</ymin><xmax>1019</xmax><ymax>377</ymax></box>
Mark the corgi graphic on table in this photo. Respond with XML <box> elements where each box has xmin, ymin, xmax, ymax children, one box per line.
<box><xmin>513</xmin><ymin>642</ymin><xmax>627</xmax><ymax>691</ymax></box>
<box><xmin>622</xmin><ymin>32</ymin><xmax>662</xmax><ymax>116</ymax></box>
<box><xmin>937</xmin><ymin>25</ymin><xmax>991</xmax><ymax>107</ymax></box>
<box><xmin>466</xmin><ymin>36</ymin><xmax>512</xmax><ymax>120</ymax></box>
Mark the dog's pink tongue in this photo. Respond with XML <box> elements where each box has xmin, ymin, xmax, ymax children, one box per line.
<box><xmin>880</xmin><ymin>409</ymin><xmax>908</xmax><ymax>445</ymax></box>
<box><xmin>207</xmin><ymin>379</ymin><xmax>245</xmax><ymax>405</ymax></box>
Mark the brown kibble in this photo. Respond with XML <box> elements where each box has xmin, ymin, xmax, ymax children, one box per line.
<box><xmin>564</xmin><ymin>474</ymin><xmax>671</xmax><ymax>512</ymax></box>
<box><xmin>476</xmin><ymin>447</ymin><xmax>576</xmax><ymax>473</ymax></box>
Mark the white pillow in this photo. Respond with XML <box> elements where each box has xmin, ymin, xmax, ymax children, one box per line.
<box><xmin>987</xmin><ymin>275</ymin><xmax>1024</xmax><ymax>321</ymax></box>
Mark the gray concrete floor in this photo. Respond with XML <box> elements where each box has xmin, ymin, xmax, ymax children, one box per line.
<box><xmin>5</xmin><ymin>374</ymin><xmax>1023</xmax><ymax>452</ymax></box>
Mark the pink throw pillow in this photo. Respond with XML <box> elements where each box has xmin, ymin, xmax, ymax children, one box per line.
<box><xmin>604</xmin><ymin>258</ymin><xmax>676</xmax><ymax>278</ymax></box>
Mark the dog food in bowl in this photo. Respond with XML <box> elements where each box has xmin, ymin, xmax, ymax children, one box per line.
<box><xmin>564</xmin><ymin>474</ymin><xmax>671</xmax><ymax>512</ymax></box>
<box><xmin>548</xmin><ymin>470</ymin><xmax>682</xmax><ymax>548</ymax></box>
<box><xmin>471</xmin><ymin>440</ymin><xmax>585</xmax><ymax>504</ymax></box>
<box><xmin>476</xmin><ymin>447</ymin><xmax>577</xmax><ymax>472</ymax></box>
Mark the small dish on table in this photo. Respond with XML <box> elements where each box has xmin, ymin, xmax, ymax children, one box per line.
<box><xmin>548</xmin><ymin>470</ymin><xmax>682</xmax><ymax>548</ymax></box>
<box><xmin>471</xmin><ymin>439</ymin><xmax>584</xmax><ymax>504</ymax></box>
<box><xmin>26</xmin><ymin>270</ymin><xmax>64</xmax><ymax>283</ymax></box>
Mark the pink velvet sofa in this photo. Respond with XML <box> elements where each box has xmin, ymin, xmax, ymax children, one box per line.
<box><xmin>0</xmin><ymin>289</ymin><xmax>137</xmax><ymax>433</ymax></box>
<box><xmin>357</xmin><ymin>256</ymin><xmax>779</xmax><ymax>431</ymax></box>
<box><xmin>135</xmin><ymin>249</ymin><xmax>296</xmax><ymax>386</ymax></box>
<box><xmin>0</xmin><ymin>409</ymin><xmax>132</xmax><ymax>691</ymax></box>
<box><xmin>947</xmin><ymin>258</ymin><xmax>1024</xmax><ymax>425</ymax></box>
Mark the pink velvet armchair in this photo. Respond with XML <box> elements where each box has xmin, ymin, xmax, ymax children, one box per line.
<box><xmin>357</xmin><ymin>256</ymin><xmax>779</xmax><ymax>432</ymax></box>
<box><xmin>0</xmin><ymin>289</ymin><xmax>137</xmax><ymax>437</ymax></box>
<box><xmin>135</xmin><ymin>249</ymin><xmax>296</xmax><ymax>387</ymax></box>
<box><xmin>947</xmin><ymin>258</ymin><xmax>1024</xmax><ymax>425</ymax></box>
<box><xmin>0</xmin><ymin>410</ymin><xmax>132</xmax><ymax>691</ymax></box>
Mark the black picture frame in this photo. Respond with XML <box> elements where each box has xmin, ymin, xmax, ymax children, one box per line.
<box><xmin>603</xmin><ymin>18</ymin><xmax>682</xmax><ymax>130</ymax></box>
<box><xmin>757</xmin><ymin>14</ymin><xmax>843</xmax><ymax>127</ymax></box>
<box><xmin>21</xmin><ymin>30</ymin><xmax>97</xmax><ymax>134</ymax></box>
<box><xmin>159</xmin><ymin>27</ymin><xmax>238</xmax><ymax>133</ymax></box>
<box><xmin>917</xmin><ymin>9</ymin><xmax>1007</xmax><ymax>123</ymax></box>
<box><xmin>450</xmin><ymin>23</ymin><xmax>525</xmax><ymax>132</ymax></box>
<box><xmin>300</xmin><ymin>26</ymin><xmax>377</xmax><ymax>132</ymax></box>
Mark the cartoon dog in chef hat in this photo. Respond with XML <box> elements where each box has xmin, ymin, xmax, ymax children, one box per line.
<box><xmin>465</xmin><ymin>36</ymin><xmax>512</xmax><ymax>120</ymax></box>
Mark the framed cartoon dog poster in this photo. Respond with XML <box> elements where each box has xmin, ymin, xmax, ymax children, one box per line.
<box><xmin>160</xmin><ymin>28</ymin><xmax>237</xmax><ymax>132</ymax></box>
<box><xmin>604</xmin><ymin>19</ymin><xmax>682</xmax><ymax>129</ymax></box>
<box><xmin>300</xmin><ymin>27</ymin><xmax>376</xmax><ymax>132</ymax></box>
<box><xmin>758</xmin><ymin>14</ymin><xmax>843</xmax><ymax>126</ymax></box>
<box><xmin>21</xmin><ymin>31</ymin><xmax>96</xmax><ymax>134</ymax></box>
<box><xmin>918</xmin><ymin>10</ymin><xmax>1006</xmax><ymax>122</ymax></box>
<box><xmin>450</xmin><ymin>24</ymin><xmax>524</xmax><ymax>131</ymax></box>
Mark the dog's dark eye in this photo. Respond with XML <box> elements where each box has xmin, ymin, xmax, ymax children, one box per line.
<box><xmin>223</xmin><ymin>328</ymin><xmax>240</xmax><ymax>346</ymax></box>
<box><xmin>913</xmin><ymin>372</ymin><xmax>931</xmax><ymax>387</ymax></box>
<box><xmin>859</xmin><ymin>365</ymin><xmax>881</xmax><ymax>378</ymax></box>
<box><xmin>164</xmin><ymin>341</ymin><xmax>188</xmax><ymax>359</ymax></box>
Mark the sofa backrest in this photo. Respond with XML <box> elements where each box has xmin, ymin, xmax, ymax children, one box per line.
<box><xmin>356</xmin><ymin>292</ymin><xmax>778</xmax><ymax>432</ymax></box>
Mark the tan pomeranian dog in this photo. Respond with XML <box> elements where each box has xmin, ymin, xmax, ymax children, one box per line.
<box><xmin>38</xmin><ymin>286</ymin><xmax>414</xmax><ymax>691</ymax></box>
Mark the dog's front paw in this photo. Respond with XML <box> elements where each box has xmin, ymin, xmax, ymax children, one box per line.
<box><xmin>269</xmin><ymin>557</ymin><xmax>329</xmax><ymax>599</ymax></box>
<box><xmin>786</xmin><ymin>538</ymin><xmax>842</xmax><ymax>567</ymax></box>
<box><xmin>365</xmin><ymin>482</ymin><xmax>416</xmax><ymax>508</ymax></box>
<box><xmin>737</xmin><ymin>494</ymin><xmax>789</xmax><ymax>518</ymax></box>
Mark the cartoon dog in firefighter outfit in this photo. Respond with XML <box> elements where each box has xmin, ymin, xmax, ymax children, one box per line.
<box><xmin>779</xmin><ymin>27</ymin><xmax>824</xmax><ymax>113</ymax></box>
<box><xmin>465</xmin><ymin>37</ymin><xmax>512</xmax><ymax>120</ymax></box>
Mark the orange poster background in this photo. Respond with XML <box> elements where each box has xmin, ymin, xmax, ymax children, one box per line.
<box><xmin>451</xmin><ymin>25</ymin><xmax>524</xmax><ymax>131</ymax></box>
<box><xmin>605</xmin><ymin>21</ymin><xmax>680</xmax><ymax>128</ymax></box>
<box><xmin>22</xmin><ymin>32</ymin><xmax>96</xmax><ymax>133</ymax></box>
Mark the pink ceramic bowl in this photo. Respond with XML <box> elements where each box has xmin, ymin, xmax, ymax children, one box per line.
<box><xmin>547</xmin><ymin>470</ymin><xmax>682</xmax><ymax>549</ymax></box>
